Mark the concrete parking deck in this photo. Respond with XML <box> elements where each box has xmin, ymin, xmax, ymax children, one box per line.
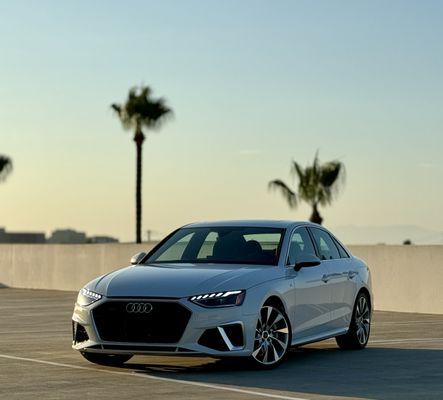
<box><xmin>0</xmin><ymin>288</ymin><xmax>442</xmax><ymax>400</ymax></box>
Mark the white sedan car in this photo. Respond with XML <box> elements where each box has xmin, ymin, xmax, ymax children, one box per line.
<box><xmin>72</xmin><ymin>220</ymin><xmax>372</xmax><ymax>368</ymax></box>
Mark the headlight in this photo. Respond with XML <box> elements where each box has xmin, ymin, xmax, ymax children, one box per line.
<box><xmin>76</xmin><ymin>288</ymin><xmax>102</xmax><ymax>306</ymax></box>
<box><xmin>189</xmin><ymin>290</ymin><xmax>245</xmax><ymax>308</ymax></box>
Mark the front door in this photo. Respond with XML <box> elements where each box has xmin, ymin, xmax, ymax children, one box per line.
<box><xmin>286</xmin><ymin>227</ymin><xmax>332</xmax><ymax>342</ymax></box>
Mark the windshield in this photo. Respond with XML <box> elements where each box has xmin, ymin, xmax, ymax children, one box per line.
<box><xmin>146</xmin><ymin>226</ymin><xmax>285</xmax><ymax>266</ymax></box>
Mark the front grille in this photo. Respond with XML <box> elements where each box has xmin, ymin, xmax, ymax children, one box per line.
<box><xmin>92</xmin><ymin>300</ymin><xmax>191</xmax><ymax>344</ymax></box>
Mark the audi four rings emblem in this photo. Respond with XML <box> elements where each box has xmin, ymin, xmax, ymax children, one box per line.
<box><xmin>126</xmin><ymin>302</ymin><xmax>153</xmax><ymax>314</ymax></box>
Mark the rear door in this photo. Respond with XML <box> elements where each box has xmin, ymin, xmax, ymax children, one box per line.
<box><xmin>287</xmin><ymin>227</ymin><xmax>332</xmax><ymax>341</ymax></box>
<box><xmin>309</xmin><ymin>227</ymin><xmax>354</xmax><ymax>330</ymax></box>
<box><xmin>330</xmin><ymin>236</ymin><xmax>358</xmax><ymax>329</ymax></box>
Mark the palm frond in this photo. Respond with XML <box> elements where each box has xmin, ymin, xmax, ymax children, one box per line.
<box><xmin>140</xmin><ymin>97</ymin><xmax>173</xmax><ymax>130</ymax></box>
<box><xmin>320</xmin><ymin>161</ymin><xmax>344</xmax><ymax>187</ymax></box>
<box><xmin>268</xmin><ymin>179</ymin><xmax>298</xmax><ymax>208</ymax></box>
<box><xmin>111</xmin><ymin>103</ymin><xmax>133</xmax><ymax>130</ymax></box>
<box><xmin>111</xmin><ymin>104</ymin><xmax>122</xmax><ymax>115</ymax></box>
<box><xmin>317</xmin><ymin>161</ymin><xmax>345</xmax><ymax>205</ymax></box>
<box><xmin>0</xmin><ymin>155</ymin><xmax>13</xmax><ymax>182</ymax></box>
<box><xmin>272</xmin><ymin>152</ymin><xmax>346</xmax><ymax>217</ymax></box>
<box><xmin>293</xmin><ymin>160</ymin><xmax>317</xmax><ymax>205</ymax></box>
<box><xmin>291</xmin><ymin>161</ymin><xmax>305</xmax><ymax>181</ymax></box>
<box><xmin>111</xmin><ymin>85</ymin><xmax>173</xmax><ymax>132</ymax></box>
<box><xmin>312</xmin><ymin>150</ymin><xmax>320</xmax><ymax>175</ymax></box>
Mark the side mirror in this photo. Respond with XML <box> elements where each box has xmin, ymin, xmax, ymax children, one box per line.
<box><xmin>294</xmin><ymin>254</ymin><xmax>321</xmax><ymax>272</ymax></box>
<box><xmin>130</xmin><ymin>252</ymin><xmax>146</xmax><ymax>265</ymax></box>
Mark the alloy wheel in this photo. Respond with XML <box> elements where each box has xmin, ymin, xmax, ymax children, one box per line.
<box><xmin>355</xmin><ymin>295</ymin><xmax>371</xmax><ymax>345</ymax></box>
<box><xmin>252</xmin><ymin>306</ymin><xmax>290</xmax><ymax>366</ymax></box>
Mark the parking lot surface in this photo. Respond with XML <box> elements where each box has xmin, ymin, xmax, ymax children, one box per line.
<box><xmin>0</xmin><ymin>288</ymin><xmax>442</xmax><ymax>400</ymax></box>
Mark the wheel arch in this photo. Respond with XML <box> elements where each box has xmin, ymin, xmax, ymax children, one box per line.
<box><xmin>263</xmin><ymin>295</ymin><xmax>287</xmax><ymax>314</ymax></box>
<box><xmin>356</xmin><ymin>287</ymin><xmax>372</xmax><ymax>311</ymax></box>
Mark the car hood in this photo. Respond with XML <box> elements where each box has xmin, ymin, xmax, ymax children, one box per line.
<box><xmin>92</xmin><ymin>263</ymin><xmax>279</xmax><ymax>298</ymax></box>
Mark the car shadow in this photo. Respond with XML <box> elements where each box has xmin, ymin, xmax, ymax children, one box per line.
<box><xmin>123</xmin><ymin>345</ymin><xmax>443</xmax><ymax>399</ymax></box>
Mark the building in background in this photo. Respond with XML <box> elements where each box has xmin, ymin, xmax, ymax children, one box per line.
<box><xmin>48</xmin><ymin>229</ymin><xmax>119</xmax><ymax>244</ymax></box>
<box><xmin>0</xmin><ymin>227</ymin><xmax>46</xmax><ymax>243</ymax></box>
<box><xmin>87</xmin><ymin>236</ymin><xmax>119</xmax><ymax>244</ymax></box>
<box><xmin>0</xmin><ymin>228</ymin><xmax>119</xmax><ymax>244</ymax></box>
<box><xmin>48</xmin><ymin>229</ymin><xmax>87</xmax><ymax>244</ymax></box>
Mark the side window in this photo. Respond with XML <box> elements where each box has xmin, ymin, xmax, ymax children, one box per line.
<box><xmin>287</xmin><ymin>227</ymin><xmax>316</xmax><ymax>265</ymax></box>
<box><xmin>333</xmin><ymin>238</ymin><xmax>350</xmax><ymax>258</ymax></box>
<box><xmin>310</xmin><ymin>228</ymin><xmax>340</xmax><ymax>260</ymax></box>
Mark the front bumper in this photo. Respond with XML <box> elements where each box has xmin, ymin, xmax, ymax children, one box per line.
<box><xmin>72</xmin><ymin>296</ymin><xmax>257</xmax><ymax>358</ymax></box>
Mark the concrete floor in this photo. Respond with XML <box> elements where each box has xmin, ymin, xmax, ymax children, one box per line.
<box><xmin>0</xmin><ymin>288</ymin><xmax>442</xmax><ymax>400</ymax></box>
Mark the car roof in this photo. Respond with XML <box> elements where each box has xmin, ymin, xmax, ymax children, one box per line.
<box><xmin>184</xmin><ymin>220</ymin><xmax>315</xmax><ymax>229</ymax></box>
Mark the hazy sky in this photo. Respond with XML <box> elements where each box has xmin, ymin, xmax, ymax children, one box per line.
<box><xmin>1</xmin><ymin>0</ymin><xmax>442</xmax><ymax>241</ymax></box>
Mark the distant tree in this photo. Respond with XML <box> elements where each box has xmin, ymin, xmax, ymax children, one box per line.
<box><xmin>269</xmin><ymin>152</ymin><xmax>345</xmax><ymax>225</ymax></box>
<box><xmin>0</xmin><ymin>155</ymin><xmax>12</xmax><ymax>182</ymax></box>
<box><xmin>403</xmin><ymin>239</ymin><xmax>412</xmax><ymax>245</ymax></box>
<box><xmin>112</xmin><ymin>86</ymin><xmax>172</xmax><ymax>243</ymax></box>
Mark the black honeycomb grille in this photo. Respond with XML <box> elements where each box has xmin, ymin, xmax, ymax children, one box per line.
<box><xmin>93</xmin><ymin>301</ymin><xmax>191</xmax><ymax>344</ymax></box>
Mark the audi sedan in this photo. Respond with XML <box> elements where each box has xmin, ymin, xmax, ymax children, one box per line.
<box><xmin>72</xmin><ymin>220</ymin><xmax>372</xmax><ymax>368</ymax></box>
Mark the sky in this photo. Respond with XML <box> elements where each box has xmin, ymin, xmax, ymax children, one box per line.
<box><xmin>1</xmin><ymin>0</ymin><xmax>442</xmax><ymax>242</ymax></box>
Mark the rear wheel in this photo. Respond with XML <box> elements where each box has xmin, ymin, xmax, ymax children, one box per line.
<box><xmin>80</xmin><ymin>352</ymin><xmax>133</xmax><ymax>366</ymax></box>
<box><xmin>336</xmin><ymin>292</ymin><xmax>371</xmax><ymax>350</ymax></box>
<box><xmin>250</xmin><ymin>304</ymin><xmax>291</xmax><ymax>368</ymax></box>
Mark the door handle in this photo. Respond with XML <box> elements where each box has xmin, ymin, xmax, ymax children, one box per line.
<box><xmin>321</xmin><ymin>274</ymin><xmax>329</xmax><ymax>283</ymax></box>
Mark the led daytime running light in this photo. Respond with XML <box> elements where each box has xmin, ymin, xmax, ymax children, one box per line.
<box><xmin>190</xmin><ymin>290</ymin><xmax>242</xmax><ymax>301</ymax></box>
<box><xmin>81</xmin><ymin>288</ymin><xmax>102</xmax><ymax>301</ymax></box>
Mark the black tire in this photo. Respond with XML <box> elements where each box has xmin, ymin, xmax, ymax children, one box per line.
<box><xmin>248</xmin><ymin>302</ymin><xmax>292</xmax><ymax>369</ymax></box>
<box><xmin>80</xmin><ymin>352</ymin><xmax>133</xmax><ymax>366</ymax></box>
<box><xmin>336</xmin><ymin>292</ymin><xmax>371</xmax><ymax>350</ymax></box>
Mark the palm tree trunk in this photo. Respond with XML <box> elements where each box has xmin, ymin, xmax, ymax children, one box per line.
<box><xmin>309</xmin><ymin>203</ymin><xmax>323</xmax><ymax>225</ymax></box>
<box><xmin>134</xmin><ymin>130</ymin><xmax>145</xmax><ymax>243</ymax></box>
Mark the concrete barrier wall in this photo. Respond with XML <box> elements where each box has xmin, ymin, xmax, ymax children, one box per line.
<box><xmin>0</xmin><ymin>243</ymin><xmax>442</xmax><ymax>314</ymax></box>
<box><xmin>0</xmin><ymin>243</ymin><xmax>156</xmax><ymax>292</ymax></box>
<box><xmin>350</xmin><ymin>245</ymin><xmax>443</xmax><ymax>314</ymax></box>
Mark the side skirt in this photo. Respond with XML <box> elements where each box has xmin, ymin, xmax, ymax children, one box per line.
<box><xmin>291</xmin><ymin>327</ymin><xmax>348</xmax><ymax>347</ymax></box>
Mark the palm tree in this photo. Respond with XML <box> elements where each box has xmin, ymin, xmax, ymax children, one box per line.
<box><xmin>112</xmin><ymin>86</ymin><xmax>172</xmax><ymax>243</ymax></box>
<box><xmin>0</xmin><ymin>155</ymin><xmax>12</xmax><ymax>182</ymax></box>
<box><xmin>269</xmin><ymin>153</ymin><xmax>345</xmax><ymax>225</ymax></box>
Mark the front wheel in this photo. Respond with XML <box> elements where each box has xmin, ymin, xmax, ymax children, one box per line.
<box><xmin>336</xmin><ymin>292</ymin><xmax>371</xmax><ymax>350</ymax></box>
<box><xmin>249</xmin><ymin>304</ymin><xmax>291</xmax><ymax>368</ymax></box>
<box><xmin>80</xmin><ymin>352</ymin><xmax>133</xmax><ymax>366</ymax></box>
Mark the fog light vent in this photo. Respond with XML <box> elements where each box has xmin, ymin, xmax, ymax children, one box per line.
<box><xmin>222</xmin><ymin>323</ymin><xmax>244</xmax><ymax>347</ymax></box>
<box><xmin>198</xmin><ymin>328</ymin><xmax>228</xmax><ymax>351</ymax></box>
<box><xmin>198</xmin><ymin>323</ymin><xmax>244</xmax><ymax>351</ymax></box>
<box><xmin>72</xmin><ymin>321</ymin><xmax>89</xmax><ymax>344</ymax></box>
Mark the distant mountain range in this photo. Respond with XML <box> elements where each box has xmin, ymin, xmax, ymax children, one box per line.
<box><xmin>332</xmin><ymin>225</ymin><xmax>443</xmax><ymax>245</ymax></box>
